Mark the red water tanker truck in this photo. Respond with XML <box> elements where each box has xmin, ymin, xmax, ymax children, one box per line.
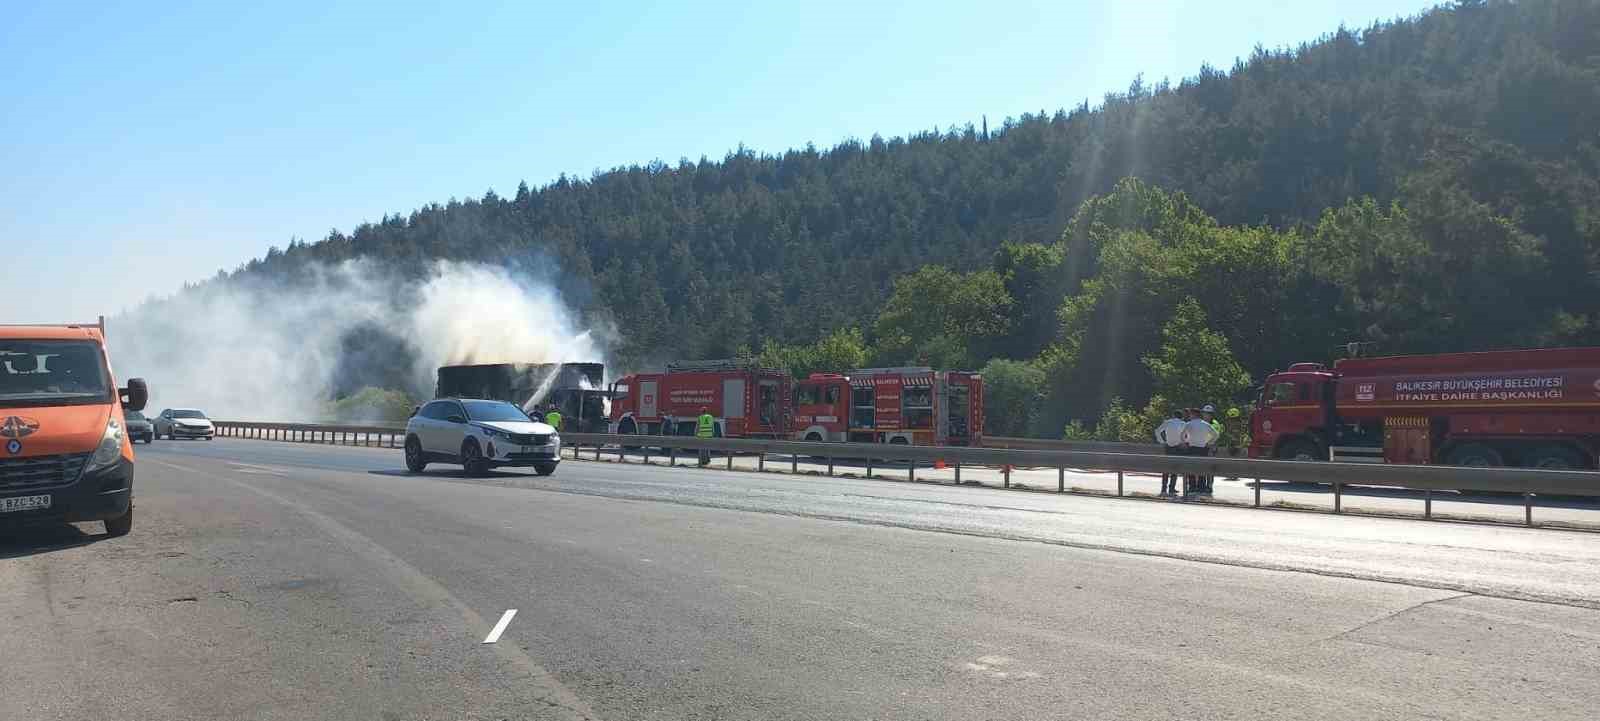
<box><xmin>1249</xmin><ymin>347</ymin><xmax>1600</xmax><ymax>469</ymax></box>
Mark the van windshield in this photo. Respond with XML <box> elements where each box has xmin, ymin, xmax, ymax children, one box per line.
<box><xmin>0</xmin><ymin>339</ymin><xmax>112</xmax><ymax>408</ymax></box>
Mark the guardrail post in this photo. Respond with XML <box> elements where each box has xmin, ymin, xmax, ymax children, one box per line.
<box><xmin>954</xmin><ymin>462</ymin><xmax>961</xmax><ymax>484</ymax></box>
<box><xmin>595</xmin><ymin>443</ymin><xmax>602</xmax><ymax>461</ymax></box>
<box><xmin>827</xmin><ymin>457</ymin><xmax>834</xmax><ymax>476</ymax></box>
<box><xmin>1525</xmin><ymin>492</ymin><xmax>1534</xmax><ymax>527</ymax></box>
<box><xmin>758</xmin><ymin>452</ymin><xmax>764</xmax><ymax>472</ymax></box>
<box><xmin>1004</xmin><ymin>465</ymin><xmax>1011</xmax><ymax>489</ymax></box>
<box><xmin>1334</xmin><ymin>482</ymin><xmax>1342</xmax><ymax>513</ymax></box>
<box><xmin>865</xmin><ymin>457</ymin><xmax>871</xmax><ymax>479</ymax></box>
<box><xmin>644</xmin><ymin>445</ymin><xmax>651</xmax><ymax>465</ymax></box>
<box><xmin>1254</xmin><ymin>478</ymin><xmax>1261</xmax><ymax>507</ymax></box>
<box><xmin>908</xmin><ymin>459</ymin><xmax>915</xmax><ymax>483</ymax></box>
<box><xmin>1117</xmin><ymin>470</ymin><xmax>1123</xmax><ymax>497</ymax></box>
<box><xmin>791</xmin><ymin>452</ymin><xmax>797</xmax><ymax>474</ymax></box>
<box><xmin>726</xmin><ymin>451</ymin><xmax>732</xmax><ymax>470</ymax></box>
<box><xmin>670</xmin><ymin>445</ymin><xmax>677</xmax><ymax>466</ymax></box>
<box><xmin>1058</xmin><ymin>467</ymin><xmax>1064</xmax><ymax>493</ymax></box>
<box><xmin>1424</xmin><ymin>489</ymin><xmax>1432</xmax><ymax>519</ymax></box>
<box><xmin>618</xmin><ymin>444</ymin><xmax>625</xmax><ymax>463</ymax></box>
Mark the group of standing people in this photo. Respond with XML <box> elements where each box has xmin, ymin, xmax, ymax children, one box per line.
<box><xmin>1155</xmin><ymin>404</ymin><xmax>1224</xmax><ymax>498</ymax></box>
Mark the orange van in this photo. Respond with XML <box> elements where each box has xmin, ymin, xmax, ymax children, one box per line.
<box><xmin>1</xmin><ymin>318</ymin><xmax>147</xmax><ymax>536</ymax></box>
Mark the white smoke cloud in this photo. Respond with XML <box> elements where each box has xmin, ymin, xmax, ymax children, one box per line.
<box><xmin>112</xmin><ymin>260</ymin><xmax>607</xmax><ymax>421</ymax></box>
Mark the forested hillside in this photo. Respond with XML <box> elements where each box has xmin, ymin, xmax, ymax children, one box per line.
<box><xmin>169</xmin><ymin>0</ymin><xmax>1600</xmax><ymax>433</ymax></box>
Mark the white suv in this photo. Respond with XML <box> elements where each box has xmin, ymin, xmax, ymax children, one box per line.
<box><xmin>404</xmin><ymin>398</ymin><xmax>560</xmax><ymax>477</ymax></box>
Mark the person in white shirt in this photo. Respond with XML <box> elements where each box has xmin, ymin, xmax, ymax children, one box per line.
<box><xmin>1155</xmin><ymin>410</ymin><xmax>1188</xmax><ymax>496</ymax></box>
<box><xmin>1182</xmin><ymin>410</ymin><xmax>1220</xmax><ymax>496</ymax></box>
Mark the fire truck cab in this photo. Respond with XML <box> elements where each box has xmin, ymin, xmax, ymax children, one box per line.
<box><xmin>791</xmin><ymin>368</ymin><xmax>983</xmax><ymax>446</ymax></box>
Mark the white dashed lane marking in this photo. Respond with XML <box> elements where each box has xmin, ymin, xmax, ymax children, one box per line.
<box><xmin>483</xmin><ymin>609</ymin><xmax>517</xmax><ymax>644</ymax></box>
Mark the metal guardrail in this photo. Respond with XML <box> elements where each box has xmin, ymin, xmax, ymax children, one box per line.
<box><xmin>980</xmin><ymin>435</ymin><xmax>1167</xmax><ymax>454</ymax></box>
<box><xmin>209</xmin><ymin>420</ymin><xmax>1600</xmax><ymax>527</ymax></box>
<box><xmin>561</xmin><ymin>432</ymin><xmax>1600</xmax><ymax>527</ymax></box>
<box><xmin>214</xmin><ymin>420</ymin><xmax>408</xmax><ymax>448</ymax></box>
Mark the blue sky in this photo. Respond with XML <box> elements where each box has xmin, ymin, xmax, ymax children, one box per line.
<box><xmin>2</xmin><ymin>0</ymin><xmax>1436</xmax><ymax>322</ymax></box>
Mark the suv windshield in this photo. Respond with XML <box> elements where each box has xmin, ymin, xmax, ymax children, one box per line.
<box><xmin>463</xmin><ymin>400</ymin><xmax>533</xmax><ymax>423</ymax></box>
<box><xmin>0</xmin><ymin>339</ymin><xmax>112</xmax><ymax>407</ymax></box>
<box><xmin>172</xmin><ymin>410</ymin><xmax>208</xmax><ymax>419</ymax></box>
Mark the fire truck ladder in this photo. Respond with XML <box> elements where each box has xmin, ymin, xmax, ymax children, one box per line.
<box><xmin>666</xmin><ymin>358</ymin><xmax>783</xmax><ymax>374</ymax></box>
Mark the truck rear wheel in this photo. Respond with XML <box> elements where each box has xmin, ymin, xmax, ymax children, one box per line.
<box><xmin>1445</xmin><ymin>443</ymin><xmax>1504</xmax><ymax>468</ymax></box>
<box><xmin>1275</xmin><ymin>439</ymin><xmax>1322</xmax><ymax>462</ymax></box>
<box><xmin>1525</xmin><ymin>444</ymin><xmax>1586</xmax><ymax>470</ymax></box>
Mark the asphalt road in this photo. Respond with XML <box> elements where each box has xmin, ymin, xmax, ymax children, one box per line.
<box><xmin>3</xmin><ymin>438</ymin><xmax>1599</xmax><ymax>720</ymax></box>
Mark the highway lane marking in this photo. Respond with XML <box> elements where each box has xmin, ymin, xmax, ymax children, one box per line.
<box><xmin>228</xmin><ymin>462</ymin><xmax>290</xmax><ymax>476</ymax></box>
<box><xmin>147</xmin><ymin>458</ymin><xmax>602</xmax><ymax>721</ymax></box>
<box><xmin>483</xmin><ymin>609</ymin><xmax>517</xmax><ymax>644</ymax></box>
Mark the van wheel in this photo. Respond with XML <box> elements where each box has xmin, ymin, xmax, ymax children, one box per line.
<box><xmin>405</xmin><ymin>436</ymin><xmax>427</xmax><ymax>473</ymax></box>
<box><xmin>461</xmin><ymin>440</ymin><xmax>489</xmax><ymax>477</ymax></box>
<box><xmin>1526</xmin><ymin>444</ymin><xmax>1585</xmax><ymax>470</ymax></box>
<box><xmin>1445</xmin><ymin>443</ymin><xmax>1504</xmax><ymax>468</ymax></box>
<box><xmin>104</xmin><ymin>508</ymin><xmax>133</xmax><ymax>537</ymax></box>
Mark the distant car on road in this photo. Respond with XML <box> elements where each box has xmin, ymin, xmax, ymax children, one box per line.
<box><xmin>405</xmin><ymin>398</ymin><xmax>560</xmax><ymax>477</ymax></box>
<box><xmin>124</xmin><ymin>410</ymin><xmax>154</xmax><ymax>444</ymax></box>
<box><xmin>154</xmin><ymin>408</ymin><xmax>214</xmax><ymax>440</ymax></box>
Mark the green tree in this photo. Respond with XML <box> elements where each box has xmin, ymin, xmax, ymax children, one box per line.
<box><xmin>753</xmin><ymin>327</ymin><xmax>869</xmax><ymax>377</ymax></box>
<box><xmin>873</xmin><ymin>266</ymin><xmax>1012</xmax><ymax>368</ymax></box>
<box><xmin>978</xmin><ymin>358</ymin><xmax>1046</xmax><ymax>437</ymax></box>
<box><xmin>326</xmin><ymin>387</ymin><xmax>419</xmax><ymax>422</ymax></box>
<box><xmin>1143</xmin><ymin>299</ymin><xmax>1253</xmax><ymax>411</ymax></box>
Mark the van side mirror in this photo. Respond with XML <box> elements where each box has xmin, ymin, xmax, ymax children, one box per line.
<box><xmin>121</xmin><ymin>378</ymin><xmax>149</xmax><ymax>412</ymax></box>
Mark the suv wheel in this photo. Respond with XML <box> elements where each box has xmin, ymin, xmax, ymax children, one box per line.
<box><xmin>405</xmin><ymin>436</ymin><xmax>428</xmax><ymax>473</ymax></box>
<box><xmin>461</xmin><ymin>440</ymin><xmax>489</xmax><ymax>477</ymax></box>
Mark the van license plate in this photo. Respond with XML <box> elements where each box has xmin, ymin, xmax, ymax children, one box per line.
<box><xmin>0</xmin><ymin>495</ymin><xmax>51</xmax><ymax>513</ymax></box>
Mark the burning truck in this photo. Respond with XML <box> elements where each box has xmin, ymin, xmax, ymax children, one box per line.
<box><xmin>434</xmin><ymin>362</ymin><xmax>610</xmax><ymax>432</ymax></box>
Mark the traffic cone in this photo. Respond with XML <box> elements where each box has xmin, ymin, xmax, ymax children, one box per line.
<box><xmin>934</xmin><ymin>458</ymin><xmax>947</xmax><ymax>470</ymax></box>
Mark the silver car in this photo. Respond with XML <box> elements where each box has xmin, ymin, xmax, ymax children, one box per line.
<box><xmin>404</xmin><ymin>398</ymin><xmax>560</xmax><ymax>477</ymax></box>
<box><xmin>154</xmin><ymin>408</ymin><xmax>215</xmax><ymax>440</ymax></box>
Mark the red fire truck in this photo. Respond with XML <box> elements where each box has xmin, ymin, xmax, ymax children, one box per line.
<box><xmin>608</xmin><ymin>359</ymin><xmax>790</xmax><ymax>438</ymax></box>
<box><xmin>791</xmin><ymin>367</ymin><xmax>984</xmax><ymax>446</ymax></box>
<box><xmin>1249</xmin><ymin>347</ymin><xmax>1600</xmax><ymax>469</ymax></box>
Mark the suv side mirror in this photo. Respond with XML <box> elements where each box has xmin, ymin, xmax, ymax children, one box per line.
<box><xmin>121</xmin><ymin>378</ymin><xmax>149</xmax><ymax>412</ymax></box>
<box><xmin>447</xmin><ymin>415</ymin><xmax>466</xmax><ymax>424</ymax></box>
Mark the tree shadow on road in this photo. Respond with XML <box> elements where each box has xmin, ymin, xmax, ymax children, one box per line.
<box><xmin>367</xmin><ymin>469</ymin><xmax>531</xmax><ymax>480</ymax></box>
<box><xmin>1253</xmin><ymin>480</ymin><xmax>1600</xmax><ymax>509</ymax></box>
<box><xmin>0</xmin><ymin>523</ymin><xmax>101</xmax><ymax>560</ymax></box>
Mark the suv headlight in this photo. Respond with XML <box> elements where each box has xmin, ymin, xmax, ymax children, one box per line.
<box><xmin>479</xmin><ymin>426</ymin><xmax>506</xmax><ymax>440</ymax></box>
<box><xmin>86</xmin><ymin>418</ymin><xmax>125</xmax><ymax>473</ymax></box>
<box><xmin>549</xmin><ymin>434</ymin><xmax>560</xmax><ymax>446</ymax></box>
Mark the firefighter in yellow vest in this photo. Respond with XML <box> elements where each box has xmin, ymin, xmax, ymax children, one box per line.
<box><xmin>543</xmin><ymin>405</ymin><xmax>563</xmax><ymax>433</ymax></box>
<box><xmin>696</xmin><ymin>406</ymin><xmax>715</xmax><ymax>466</ymax></box>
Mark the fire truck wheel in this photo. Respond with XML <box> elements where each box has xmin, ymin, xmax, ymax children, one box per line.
<box><xmin>618</xmin><ymin>419</ymin><xmax>640</xmax><ymax>450</ymax></box>
<box><xmin>1274</xmin><ymin>439</ymin><xmax>1323</xmax><ymax>462</ymax></box>
<box><xmin>1526</xmin><ymin>444</ymin><xmax>1585</xmax><ymax>470</ymax></box>
<box><xmin>1444</xmin><ymin>442</ymin><xmax>1504</xmax><ymax>468</ymax></box>
<box><xmin>805</xmin><ymin>432</ymin><xmax>822</xmax><ymax>442</ymax></box>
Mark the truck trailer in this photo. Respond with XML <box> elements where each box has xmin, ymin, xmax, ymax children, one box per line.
<box><xmin>1249</xmin><ymin>347</ymin><xmax>1600</xmax><ymax>469</ymax></box>
<box><xmin>435</xmin><ymin>362</ymin><xmax>609</xmax><ymax>432</ymax></box>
